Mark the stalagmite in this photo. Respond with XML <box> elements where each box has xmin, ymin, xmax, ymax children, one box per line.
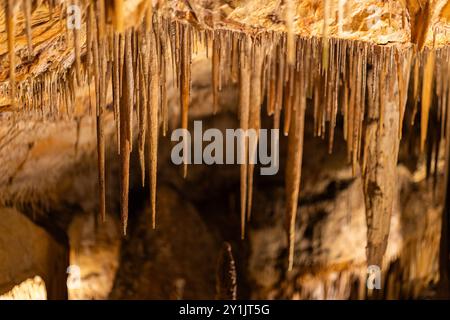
<box><xmin>5</xmin><ymin>0</ymin><xmax>16</xmax><ymax>108</ymax></box>
<box><xmin>215</xmin><ymin>242</ymin><xmax>237</xmax><ymax>300</ymax></box>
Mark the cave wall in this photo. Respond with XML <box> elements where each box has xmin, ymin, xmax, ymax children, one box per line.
<box><xmin>0</xmin><ymin>207</ymin><xmax>69</xmax><ymax>299</ymax></box>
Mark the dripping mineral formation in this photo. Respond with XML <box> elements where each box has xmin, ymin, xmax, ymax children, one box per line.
<box><xmin>1</xmin><ymin>0</ymin><xmax>450</xmax><ymax>300</ymax></box>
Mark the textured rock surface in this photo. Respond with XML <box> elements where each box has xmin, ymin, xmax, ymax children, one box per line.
<box><xmin>0</xmin><ymin>276</ymin><xmax>47</xmax><ymax>300</ymax></box>
<box><xmin>0</xmin><ymin>207</ymin><xmax>69</xmax><ymax>299</ymax></box>
<box><xmin>68</xmin><ymin>213</ymin><xmax>121</xmax><ymax>300</ymax></box>
<box><xmin>109</xmin><ymin>186</ymin><xmax>220</xmax><ymax>299</ymax></box>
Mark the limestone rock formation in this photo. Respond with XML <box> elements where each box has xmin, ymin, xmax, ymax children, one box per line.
<box><xmin>0</xmin><ymin>0</ymin><xmax>450</xmax><ymax>300</ymax></box>
<box><xmin>0</xmin><ymin>207</ymin><xmax>68</xmax><ymax>300</ymax></box>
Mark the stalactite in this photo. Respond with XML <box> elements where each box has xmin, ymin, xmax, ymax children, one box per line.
<box><xmin>114</xmin><ymin>0</ymin><xmax>124</xmax><ymax>32</ymax></box>
<box><xmin>346</xmin><ymin>44</ymin><xmax>356</xmax><ymax>169</ymax></box>
<box><xmin>148</xmin><ymin>27</ymin><xmax>160</xmax><ymax>229</ymax></box>
<box><xmin>274</xmin><ymin>43</ymin><xmax>285</xmax><ymax>130</ymax></box>
<box><xmin>285</xmin><ymin>73</ymin><xmax>306</xmax><ymax>271</ymax></box>
<box><xmin>327</xmin><ymin>39</ymin><xmax>338</xmax><ymax>153</ymax></box>
<box><xmin>160</xmin><ymin>28</ymin><xmax>169</xmax><ymax>136</ymax></box>
<box><xmin>180</xmin><ymin>23</ymin><xmax>191</xmax><ymax>178</ymax></box>
<box><xmin>218</xmin><ymin>30</ymin><xmax>229</xmax><ymax>89</ymax></box>
<box><xmin>119</xmin><ymin>29</ymin><xmax>126</xmax><ymax>93</ymax></box>
<box><xmin>130</xmin><ymin>29</ymin><xmax>138</xmax><ymax>154</ymax></box>
<box><xmin>96</xmin><ymin>85</ymin><xmax>106</xmax><ymax>224</ymax></box>
<box><xmin>91</xmin><ymin>4</ymin><xmax>100</xmax><ymax>116</ymax></box>
<box><xmin>137</xmin><ymin>36</ymin><xmax>147</xmax><ymax>188</ymax></box>
<box><xmin>396</xmin><ymin>49</ymin><xmax>412</xmax><ymax>139</ymax></box>
<box><xmin>285</xmin><ymin>0</ymin><xmax>295</xmax><ymax>66</ymax></box>
<box><xmin>322</xmin><ymin>0</ymin><xmax>330</xmax><ymax>72</ymax></box>
<box><xmin>314</xmin><ymin>68</ymin><xmax>324</xmax><ymax>137</ymax></box>
<box><xmin>113</xmin><ymin>33</ymin><xmax>122</xmax><ymax>154</ymax></box>
<box><xmin>212</xmin><ymin>32</ymin><xmax>220</xmax><ymax>113</ymax></box>
<box><xmin>239</xmin><ymin>35</ymin><xmax>251</xmax><ymax>240</ymax></box>
<box><xmin>91</xmin><ymin>0</ymin><xmax>108</xmax><ymax>224</ymax></box>
<box><xmin>231</xmin><ymin>32</ymin><xmax>239</xmax><ymax>83</ymax></box>
<box><xmin>5</xmin><ymin>0</ymin><xmax>16</xmax><ymax>108</ymax></box>
<box><xmin>134</xmin><ymin>36</ymin><xmax>143</xmax><ymax>181</ymax></box>
<box><xmin>215</xmin><ymin>242</ymin><xmax>237</xmax><ymax>300</ymax></box>
<box><xmin>421</xmin><ymin>49</ymin><xmax>435</xmax><ymax>153</ymax></box>
<box><xmin>120</xmin><ymin>30</ymin><xmax>134</xmax><ymax>235</ymax></box>
<box><xmin>247</xmin><ymin>41</ymin><xmax>263</xmax><ymax>222</ymax></box>
<box><xmin>266</xmin><ymin>52</ymin><xmax>276</xmax><ymax>117</ymax></box>
<box><xmin>283</xmin><ymin>66</ymin><xmax>293</xmax><ymax>136</ymax></box>
<box><xmin>411</xmin><ymin>55</ymin><xmax>420</xmax><ymax>125</ymax></box>
<box><xmin>97</xmin><ymin>0</ymin><xmax>107</xmax><ymax>40</ymax></box>
<box><xmin>169</xmin><ymin>21</ymin><xmax>178</xmax><ymax>89</ymax></box>
<box><xmin>352</xmin><ymin>44</ymin><xmax>363</xmax><ymax>173</ymax></box>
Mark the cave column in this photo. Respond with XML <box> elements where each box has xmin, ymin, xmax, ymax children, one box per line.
<box><xmin>362</xmin><ymin>60</ymin><xmax>400</xmax><ymax>268</ymax></box>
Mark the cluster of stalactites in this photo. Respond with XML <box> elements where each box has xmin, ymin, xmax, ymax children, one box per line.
<box><xmin>3</xmin><ymin>0</ymin><xmax>450</xmax><ymax>270</ymax></box>
<box><xmin>208</xmin><ymin>29</ymin><xmax>450</xmax><ymax>270</ymax></box>
<box><xmin>1</xmin><ymin>0</ymin><xmax>171</xmax><ymax>235</ymax></box>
